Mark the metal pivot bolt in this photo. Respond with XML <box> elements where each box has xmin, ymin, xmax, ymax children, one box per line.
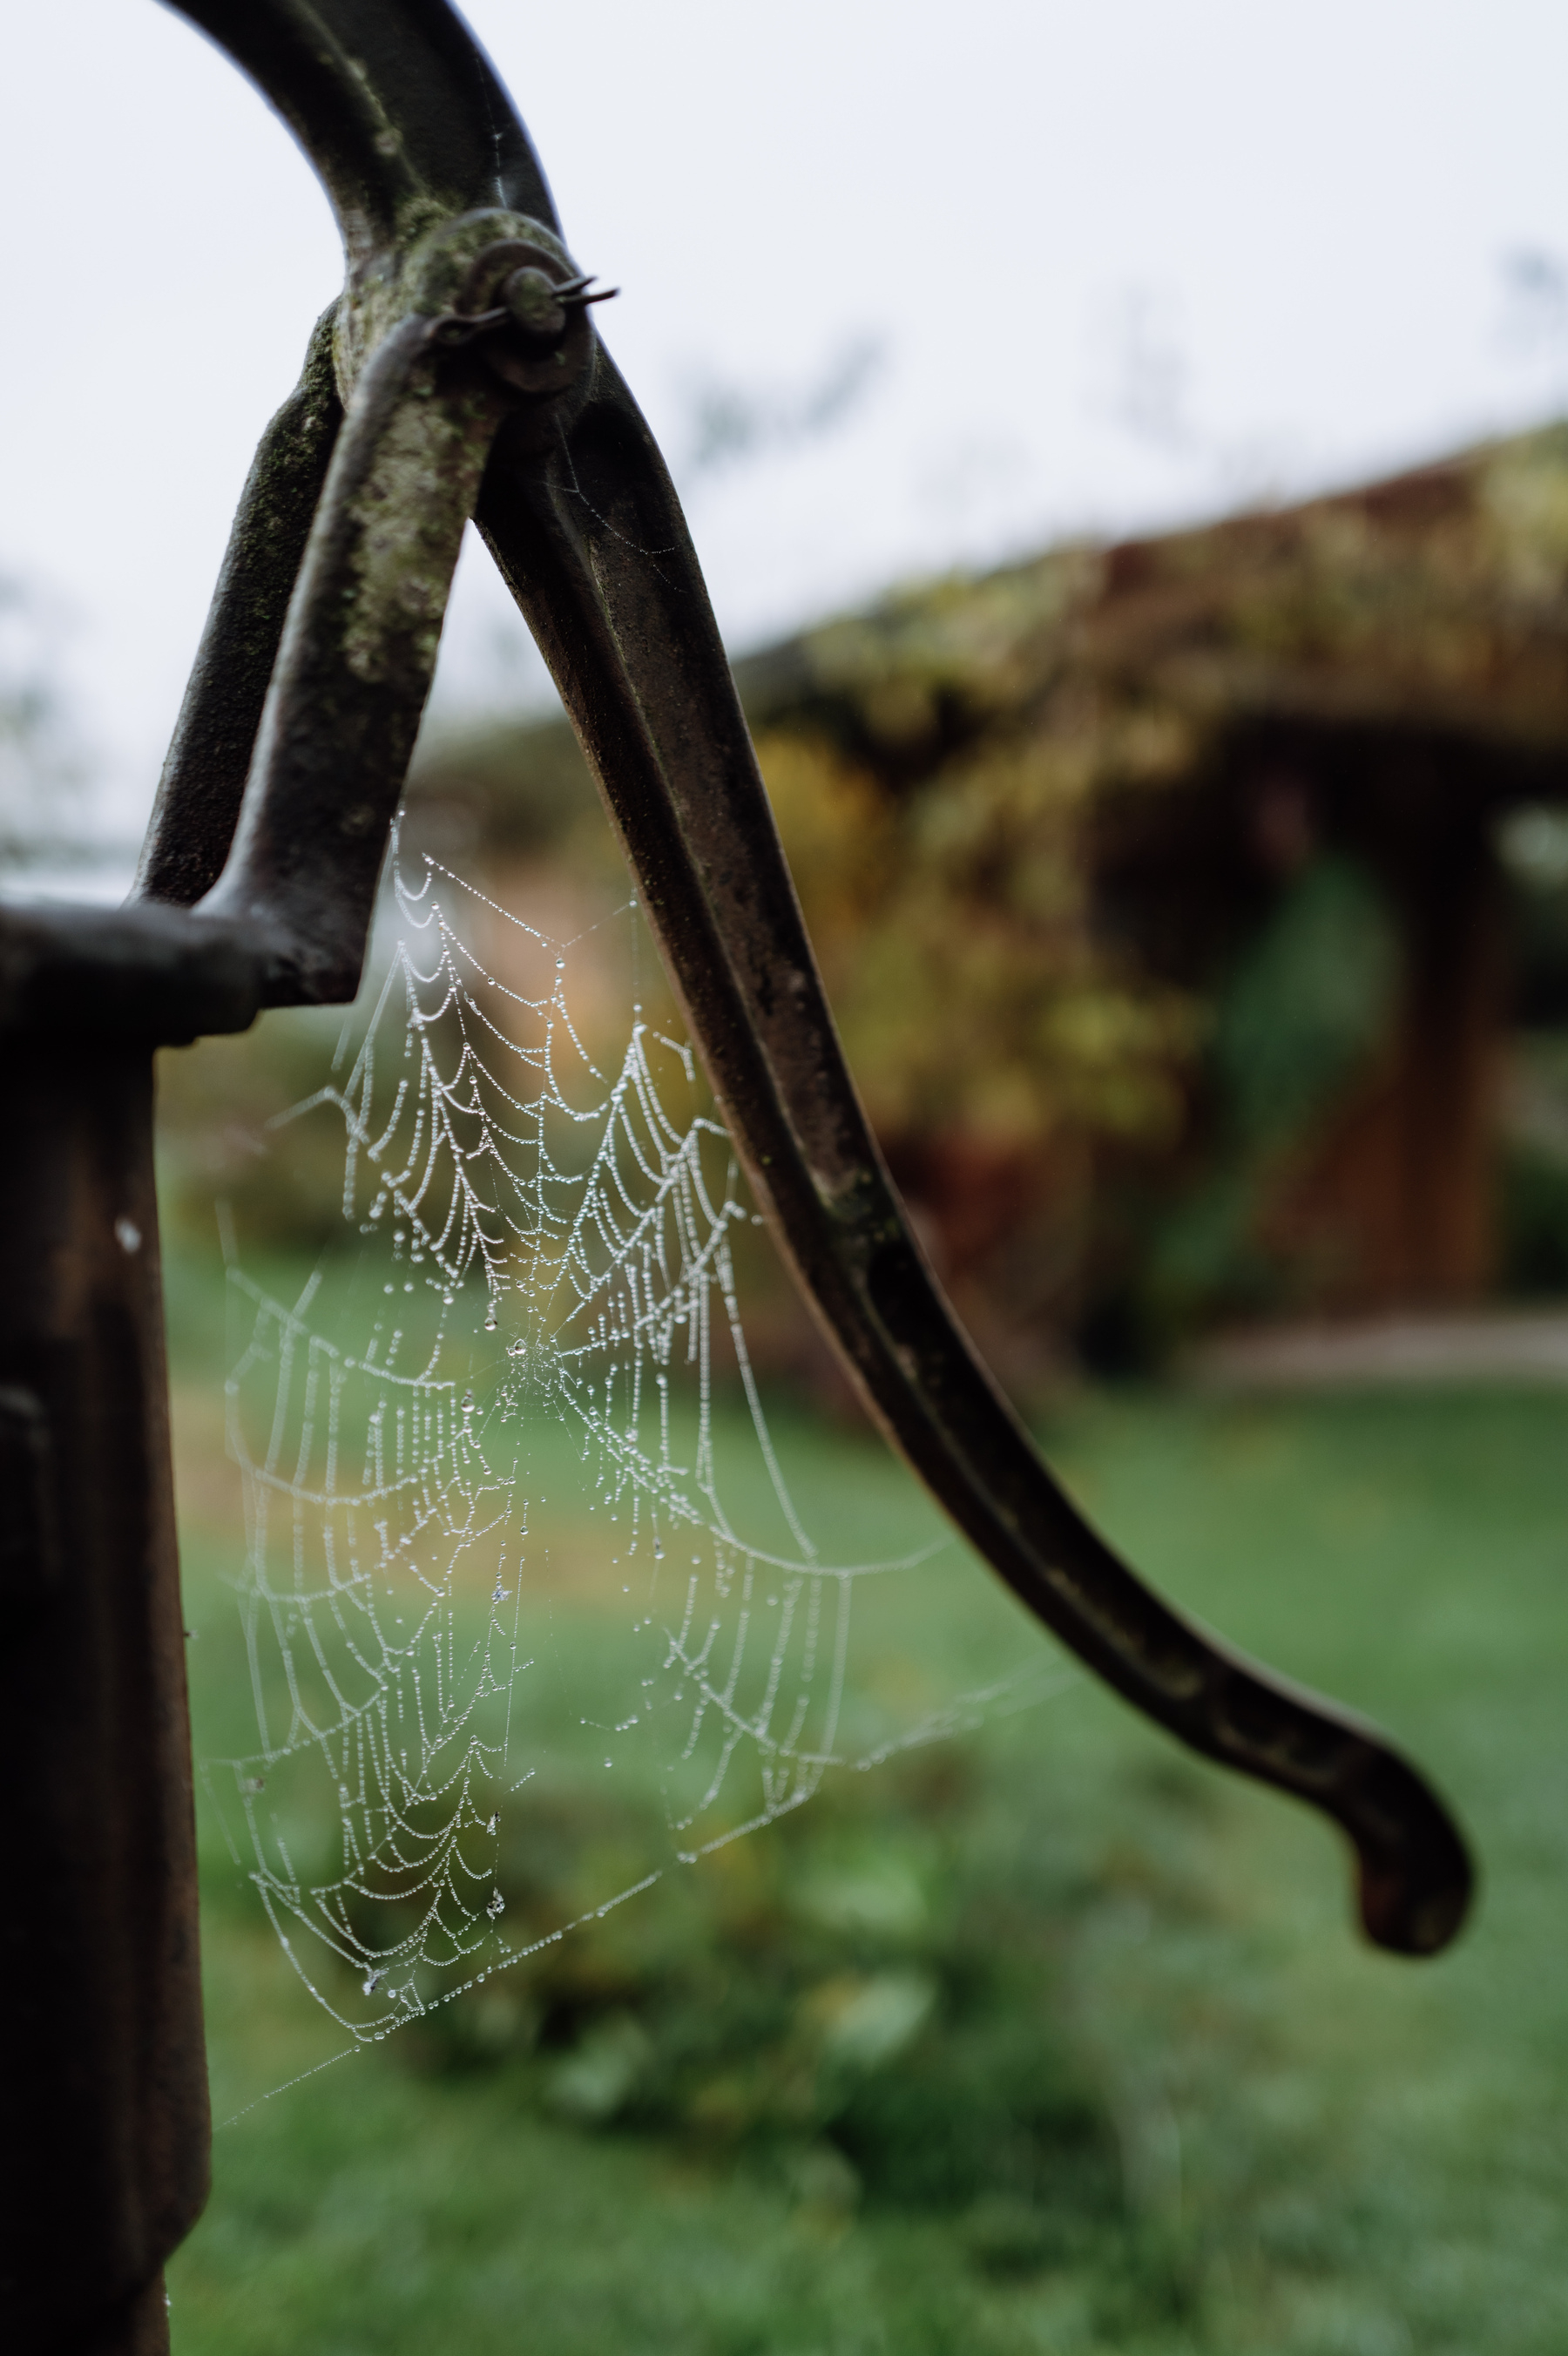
<box><xmin>503</xmin><ymin>267</ymin><xmax>567</xmax><ymax>343</ymax></box>
<box><xmin>427</xmin><ymin>237</ymin><xmax>616</xmax><ymax>400</ymax></box>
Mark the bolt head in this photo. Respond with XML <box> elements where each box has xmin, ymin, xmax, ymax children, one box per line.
<box><xmin>502</xmin><ymin>267</ymin><xmax>567</xmax><ymax>351</ymax></box>
<box><xmin>451</xmin><ymin>236</ymin><xmax>596</xmax><ymax>418</ymax></box>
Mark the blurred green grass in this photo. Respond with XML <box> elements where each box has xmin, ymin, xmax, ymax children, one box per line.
<box><xmin>162</xmin><ymin>1243</ymin><xmax>1568</xmax><ymax>2353</ymax></box>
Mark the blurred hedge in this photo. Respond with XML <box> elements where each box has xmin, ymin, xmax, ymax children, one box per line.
<box><xmin>158</xmin><ymin>425</ymin><xmax>1568</xmax><ymax>1372</ymax></box>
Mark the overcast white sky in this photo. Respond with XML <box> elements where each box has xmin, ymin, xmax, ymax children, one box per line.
<box><xmin>5</xmin><ymin>0</ymin><xmax>1568</xmax><ymax>839</ymax></box>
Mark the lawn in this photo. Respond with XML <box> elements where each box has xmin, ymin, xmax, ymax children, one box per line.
<box><xmin>160</xmin><ymin>1242</ymin><xmax>1568</xmax><ymax>2353</ymax></box>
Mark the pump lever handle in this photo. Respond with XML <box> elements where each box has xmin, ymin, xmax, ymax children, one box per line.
<box><xmin>152</xmin><ymin>0</ymin><xmax>1472</xmax><ymax>1958</ymax></box>
<box><xmin>476</xmin><ymin>360</ymin><xmax>1472</xmax><ymax>1957</ymax></box>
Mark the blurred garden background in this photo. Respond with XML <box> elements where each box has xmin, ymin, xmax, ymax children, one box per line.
<box><xmin>8</xmin><ymin>3</ymin><xmax>1568</xmax><ymax>2349</ymax></box>
<box><xmin>133</xmin><ymin>419</ymin><xmax>1568</xmax><ymax>2356</ymax></box>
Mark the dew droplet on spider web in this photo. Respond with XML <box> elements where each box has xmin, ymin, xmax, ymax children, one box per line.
<box><xmin>205</xmin><ymin>843</ymin><xmax>1071</xmax><ymax>2070</ymax></box>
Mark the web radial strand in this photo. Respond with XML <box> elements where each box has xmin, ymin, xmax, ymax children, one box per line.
<box><xmin>206</xmin><ymin>848</ymin><xmax>1062</xmax><ymax>2047</ymax></box>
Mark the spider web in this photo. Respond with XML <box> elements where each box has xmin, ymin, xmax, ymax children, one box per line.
<box><xmin>204</xmin><ymin>845</ymin><xmax>1066</xmax><ymax>2055</ymax></box>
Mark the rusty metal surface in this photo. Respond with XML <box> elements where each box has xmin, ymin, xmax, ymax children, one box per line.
<box><xmin>135</xmin><ymin>305</ymin><xmax>342</xmax><ymax>911</ymax></box>
<box><xmin>55</xmin><ymin>2271</ymin><xmax>172</xmax><ymax>2356</ymax></box>
<box><xmin>0</xmin><ymin>0</ymin><xmax>1478</xmax><ymax>2338</ymax></box>
<box><xmin>186</xmin><ymin>215</ymin><xmax>600</xmax><ymax>1002</ymax></box>
<box><xmin>193</xmin><ymin>303</ymin><xmax>510</xmax><ymax>999</ymax></box>
<box><xmin>0</xmin><ymin>1052</ymin><xmax>204</xmax><ymax>2353</ymax></box>
<box><xmin>476</xmin><ymin>394</ymin><xmax>1470</xmax><ymax>1957</ymax></box>
<box><xmin>166</xmin><ymin>0</ymin><xmax>558</xmax><ymax>257</ymax></box>
<box><xmin>0</xmin><ymin>901</ymin><xmax>265</xmax><ymax>1041</ymax></box>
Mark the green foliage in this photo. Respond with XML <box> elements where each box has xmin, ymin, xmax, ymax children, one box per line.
<box><xmin>391</xmin><ymin>1753</ymin><xmax>1126</xmax><ymax>2251</ymax></box>
<box><xmin>1498</xmin><ymin>1031</ymin><xmax>1568</xmax><ymax>1292</ymax></box>
<box><xmin>171</xmin><ymin>1373</ymin><xmax>1568</xmax><ymax>2353</ymax></box>
<box><xmin>1502</xmin><ymin>1147</ymin><xmax>1568</xmax><ymax>1291</ymax></box>
<box><xmin>389</xmin><ymin>426</ymin><xmax>1568</xmax><ymax>1361</ymax></box>
<box><xmin>157</xmin><ymin>425</ymin><xmax>1568</xmax><ymax>1357</ymax></box>
<box><xmin>1151</xmin><ymin>857</ymin><xmax>1402</xmax><ymax>1322</ymax></box>
<box><xmin>156</xmin><ymin>1003</ymin><xmax>356</xmax><ymax>1253</ymax></box>
<box><xmin>1212</xmin><ymin>859</ymin><xmax>1401</xmax><ymax>1152</ymax></box>
<box><xmin>746</xmin><ymin>684</ymin><xmax>1200</xmax><ymax>1166</ymax></box>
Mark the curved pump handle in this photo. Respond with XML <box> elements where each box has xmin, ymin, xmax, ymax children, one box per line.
<box><xmin>147</xmin><ymin>0</ymin><xmax>1473</xmax><ymax>1956</ymax></box>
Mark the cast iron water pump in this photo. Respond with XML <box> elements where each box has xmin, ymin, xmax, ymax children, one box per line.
<box><xmin>0</xmin><ymin>5</ymin><xmax>1471</xmax><ymax>2348</ymax></box>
